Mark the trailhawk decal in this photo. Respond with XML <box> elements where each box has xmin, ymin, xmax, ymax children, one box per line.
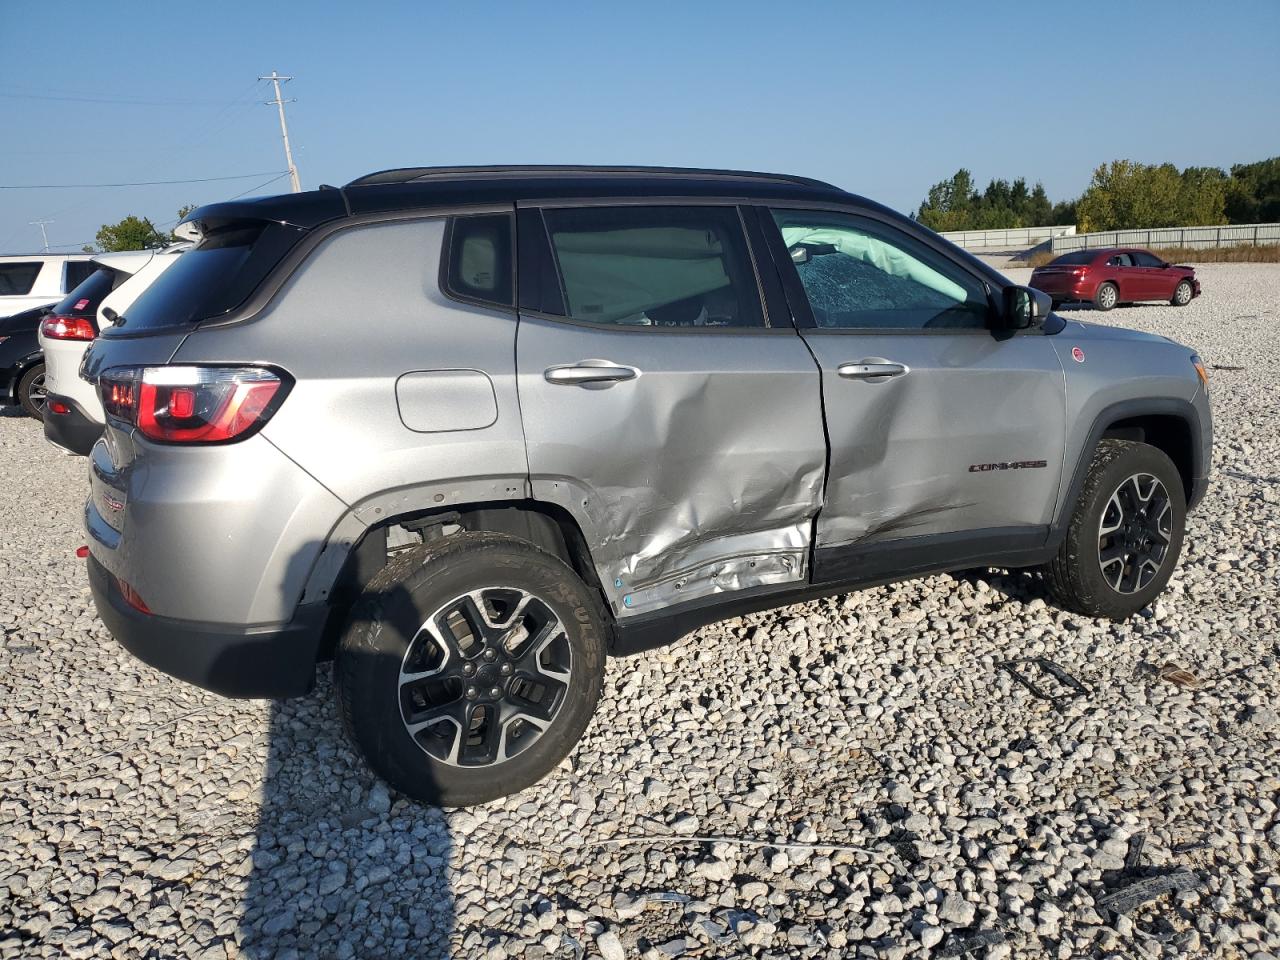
<box><xmin>968</xmin><ymin>460</ymin><xmax>1049</xmax><ymax>473</ymax></box>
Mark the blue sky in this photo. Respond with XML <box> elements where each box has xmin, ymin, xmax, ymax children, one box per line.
<box><xmin>2</xmin><ymin>0</ymin><xmax>1277</xmax><ymax>252</ymax></box>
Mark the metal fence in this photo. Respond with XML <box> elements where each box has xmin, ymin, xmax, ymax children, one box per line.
<box><xmin>1050</xmin><ymin>222</ymin><xmax>1280</xmax><ymax>253</ymax></box>
<box><xmin>939</xmin><ymin>225</ymin><xmax>1076</xmax><ymax>250</ymax></box>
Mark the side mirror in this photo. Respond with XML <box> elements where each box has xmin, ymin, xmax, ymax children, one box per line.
<box><xmin>101</xmin><ymin>306</ymin><xmax>120</xmax><ymax>326</ymax></box>
<box><xmin>1002</xmin><ymin>285</ymin><xmax>1052</xmax><ymax>330</ymax></box>
<box><xmin>789</xmin><ymin>242</ymin><xmax>839</xmax><ymax>265</ymax></box>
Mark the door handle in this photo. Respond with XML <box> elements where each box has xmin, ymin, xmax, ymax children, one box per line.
<box><xmin>837</xmin><ymin>360</ymin><xmax>909</xmax><ymax>380</ymax></box>
<box><xmin>544</xmin><ymin>361</ymin><xmax>640</xmax><ymax>386</ymax></box>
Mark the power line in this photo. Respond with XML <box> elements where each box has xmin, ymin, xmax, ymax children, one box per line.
<box><xmin>0</xmin><ymin>90</ymin><xmax>252</xmax><ymax>106</ymax></box>
<box><xmin>0</xmin><ymin>171</ymin><xmax>288</xmax><ymax>190</ymax></box>
<box><xmin>259</xmin><ymin>72</ymin><xmax>302</xmax><ymax>193</ymax></box>
<box><xmin>226</xmin><ymin>171</ymin><xmax>293</xmax><ymax>200</ymax></box>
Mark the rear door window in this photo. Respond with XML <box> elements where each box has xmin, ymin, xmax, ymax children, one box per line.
<box><xmin>540</xmin><ymin>206</ymin><xmax>764</xmax><ymax>328</ymax></box>
<box><xmin>64</xmin><ymin>260</ymin><xmax>100</xmax><ymax>291</ymax></box>
<box><xmin>0</xmin><ymin>262</ymin><xmax>43</xmax><ymax>296</ymax></box>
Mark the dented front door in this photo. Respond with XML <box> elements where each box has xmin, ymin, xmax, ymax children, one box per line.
<box><xmin>765</xmin><ymin>206</ymin><xmax>1067</xmax><ymax>565</ymax></box>
<box><xmin>803</xmin><ymin>330</ymin><xmax>1066</xmax><ymax>549</ymax></box>
<box><xmin>515</xmin><ymin>203</ymin><xmax>826</xmax><ymax>619</ymax></box>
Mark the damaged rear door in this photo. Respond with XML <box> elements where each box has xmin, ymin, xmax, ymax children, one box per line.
<box><xmin>515</xmin><ymin>202</ymin><xmax>826</xmax><ymax>618</ymax></box>
<box><xmin>763</xmin><ymin>207</ymin><xmax>1066</xmax><ymax>581</ymax></box>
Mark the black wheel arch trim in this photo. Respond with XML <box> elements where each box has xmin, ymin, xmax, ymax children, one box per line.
<box><xmin>1051</xmin><ymin>397</ymin><xmax>1208</xmax><ymax>549</ymax></box>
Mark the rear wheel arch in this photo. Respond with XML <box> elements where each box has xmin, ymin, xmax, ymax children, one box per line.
<box><xmin>313</xmin><ymin>499</ymin><xmax>611</xmax><ymax>659</ymax></box>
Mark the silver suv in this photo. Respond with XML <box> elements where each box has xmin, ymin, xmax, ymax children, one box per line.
<box><xmin>82</xmin><ymin>166</ymin><xmax>1212</xmax><ymax>806</ymax></box>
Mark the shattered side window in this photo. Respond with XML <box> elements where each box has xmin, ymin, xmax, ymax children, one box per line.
<box><xmin>772</xmin><ymin>210</ymin><xmax>990</xmax><ymax>330</ymax></box>
<box><xmin>542</xmin><ymin>206</ymin><xmax>764</xmax><ymax>328</ymax></box>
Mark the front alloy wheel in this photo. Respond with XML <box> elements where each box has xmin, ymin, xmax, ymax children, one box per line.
<box><xmin>1097</xmin><ymin>473</ymin><xmax>1173</xmax><ymax>593</ymax></box>
<box><xmin>1042</xmin><ymin>439</ymin><xmax>1186</xmax><ymax>619</ymax></box>
<box><xmin>1172</xmin><ymin>280</ymin><xmax>1193</xmax><ymax>306</ymax></box>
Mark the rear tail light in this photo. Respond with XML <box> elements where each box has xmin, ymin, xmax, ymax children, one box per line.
<box><xmin>98</xmin><ymin>365</ymin><xmax>290</xmax><ymax>444</ymax></box>
<box><xmin>42</xmin><ymin>315</ymin><xmax>96</xmax><ymax>340</ymax></box>
<box><xmin>48</xmin><ymin>400</ymin><xmax>71</xmax><ymax>416</ymax></box>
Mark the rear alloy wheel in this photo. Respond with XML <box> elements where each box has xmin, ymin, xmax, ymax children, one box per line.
<box><xmin>1171</xmin><ymin>280</ymin><xmax>1193</xmax><ymax>306</ymax></box>
<box><xmin>1042</xmin><ymin>439</ymin><xmax>1186</xmax><ymax>619</ymax></box>
<box><xmin>1094</xmin><ymin>282</ymin><xmax>1119</xmax><ymax>312</ymax></box>
<box><xmin>18</xmin><ymin>364</ymin><xmax>47</xmax><ymax>420</ymax></box>
<box><xmin>336</xmin><ymin>532</ymin><xmax>606</xmax><ymax>806</ymax></box>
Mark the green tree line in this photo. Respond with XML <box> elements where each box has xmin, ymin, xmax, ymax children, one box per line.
<box><xmin>914</xmin><ymin>156</ymin><xmax>1280</xmax><ymax>233</ymax></box>
<box><xmin>85</xmin><ymin>205</ymin><xmax>197</xmax><ymax>252</ymax></box>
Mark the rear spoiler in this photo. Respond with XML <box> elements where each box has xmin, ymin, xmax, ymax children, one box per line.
<box><xmin>175</xmin><ymin>191</ymin><xmax>348</xmax><ymax>242</ymax></box>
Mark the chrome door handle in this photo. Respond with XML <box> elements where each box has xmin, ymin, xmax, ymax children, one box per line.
<box><xmin>544</xmin><ymin>361</ymin><xmax>640</xmax><ymax>385</ymax></box>
<box><xmin>837</xmin><ymin>360</ymin><xmax>909</xmax><ymax>380</ymax></box>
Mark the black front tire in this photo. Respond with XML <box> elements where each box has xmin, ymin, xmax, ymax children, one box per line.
<box><xmin>336</xmin><ymin>531</ymin><xmax>607</xmax><ymax>807</ymax></box>
<box><xmin>1171</xmin><ymin>280</ymin><xmax>1193</xmax><ymax>306</ymax></box>
<box><xmin>18</xmin><ymin>364</ymin><xmax>46</xmax><ymax>420</ymax></box>
<box><xmin>1042</xmin><ymin>439</ymin><xmax>1186</xmax><ymax>619</ymax></box>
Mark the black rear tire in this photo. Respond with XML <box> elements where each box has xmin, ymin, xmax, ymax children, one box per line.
<box><xmin>1042</xmin><ymin>439</ymin><xmax>1186</xmax><ymax>619</ymax></box>
<box><xmin>1094</xmin><ymin>282</ymin><xmax>1119</xmax><ymax>312</ymax></box>
<box><xmin>18</xmin><ymin>363</ymin><xmax>47</xmax><ymax>420</ymax></box>
<box><xmin>335</xmin><ymin>531</ymin><xmax>607</xmax><ymax>807</ymax></box>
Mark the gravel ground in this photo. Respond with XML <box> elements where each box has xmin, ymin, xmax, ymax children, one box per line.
<box><xmin>2</xmin><ymin>261</ymin><xmax>1278</xmax><ymax>960</ymax></box>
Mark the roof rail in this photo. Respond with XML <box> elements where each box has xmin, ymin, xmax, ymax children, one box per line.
<box><xmin>346</xmin><ymin>164</ymin><xmax>839</xmax><ymax>191</ymax></box>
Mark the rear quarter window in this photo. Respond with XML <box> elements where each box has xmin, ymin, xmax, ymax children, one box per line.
<box><xmin>441</xmin><ymin>214</ymin><xmax>514</xmax><ymax>309</ymax></box>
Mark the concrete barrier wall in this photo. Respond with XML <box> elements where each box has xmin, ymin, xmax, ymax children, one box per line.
<box><xmin>1051</xmin><ymin>223</ymin><xmax>1280</xmax><ymax>253</ymax></box>
<box><xmin>938</xmin><ymin>225</ymin><xmax>1076</xmax><ymax>250</ymax></box>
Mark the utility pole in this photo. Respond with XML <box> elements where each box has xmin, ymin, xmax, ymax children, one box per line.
<box><xmin>29</xmin><ymin>219</ymin><xmax>53</xmax><ymax>252</ymax></box>
<box><xmin>259</xmin><ymin>71</ymin><xmax>301</xmax><ymax>193</ymax></box>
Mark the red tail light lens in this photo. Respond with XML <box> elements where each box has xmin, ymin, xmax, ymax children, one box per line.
<box><xmin>98</xmin><ymin>366</ymin><xmax>290</xmax><ymax>444</ymax></box>
<box><xmin>116</xmin><ymin>576</ymin><xmax>152</xmax><ymax>614</ymax></box>
<box><xmin>42</xmin><ymin>315</ymin><xmax>96</xmax><ymax>340</ymax></box>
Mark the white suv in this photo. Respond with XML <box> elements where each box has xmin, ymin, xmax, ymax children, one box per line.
<box><xmin>0</xmin><ymin>254</ymin><xmax>97</xmax><ymax>318</ymax></box>
<box><xmin>42</xmin><ymin>246</ymin><xmax>188</xmax><ymax>455</ymax></box>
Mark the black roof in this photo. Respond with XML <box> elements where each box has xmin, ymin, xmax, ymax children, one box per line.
<box><xmin>184</xmin><ymin>165</ymin><xmax>868</xmax><ymax>231</ymax></box>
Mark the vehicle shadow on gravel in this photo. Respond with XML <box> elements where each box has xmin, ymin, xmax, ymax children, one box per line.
<box><xmin>238</xmin><ymin>575</ymin><xmax>456</xmax><ymax>958</ymax></box>
<box><xmin>950</xmin><ymin>566</ymin><xmax>1055</xmax><ymax>607</ymax></box>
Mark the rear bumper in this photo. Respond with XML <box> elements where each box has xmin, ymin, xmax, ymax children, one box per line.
<box><xmin>44</xmin><ymin>394</ymin><xmax>101</xmax><ymax>456</ymax></box>
<box><xmin>88</xmin><ymin>553</ymin><xmax>327</xmax><ymax>698</ymax></box>
<box><xmin>1031</xmin><ymin>278</ymin><xmax>1093</xmax><ymax>301</ymax></box>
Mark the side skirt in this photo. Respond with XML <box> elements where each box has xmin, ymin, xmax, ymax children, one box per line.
<box><xmin>610</xmin><ymin>525</ymin><xmax>1052</xmax><ymax>656</ymax></box>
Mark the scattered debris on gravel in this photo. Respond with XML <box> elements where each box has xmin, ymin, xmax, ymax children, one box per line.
<box><xmin>2</xmin><ymin>262</ymin><xmax>1279</xmax><ymax>958</ymax></box>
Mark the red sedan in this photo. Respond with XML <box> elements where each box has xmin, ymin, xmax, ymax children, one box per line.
<box><xmin>1030</xmin><ymin>247</ymin><xmax>1200</xmax><ymax>311</ymax></box>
